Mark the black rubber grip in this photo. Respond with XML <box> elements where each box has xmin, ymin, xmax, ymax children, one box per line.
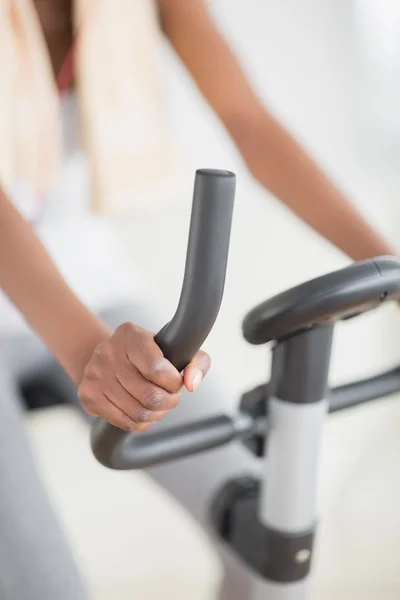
<box><xmin>91</xmin><ymin>169</ymin><xmax>236</xmax><ymax>469</ymax></box>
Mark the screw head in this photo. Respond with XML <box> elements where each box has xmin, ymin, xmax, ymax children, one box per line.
<box><xmin>295</xmin><ymin>549</ymin><xmax>311</xmax><ymax>564</ymax></box>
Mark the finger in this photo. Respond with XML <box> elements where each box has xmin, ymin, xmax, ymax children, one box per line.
<box><xmin>120</xmin><ymin>323</ymin><xmax>183</xmax><ymax>392</ymax></box>
<box><xmin>84</xmin><ymin>393</ymin><xmax>151</xmax><ymax>432</ymax></box>
<box><xmin>183</xmin><ymin>350</ymin><xmax>211</xmax><ymax>393</ymax></box>
<box><xmin>115</xmin><ymin>368</ymin><xmax>181</xmax><ymax>412</ymax></box>
<box><xmin>105</xmin><ymin>381</ymin><xmax>168</xmax><ymax>424</ymax></box>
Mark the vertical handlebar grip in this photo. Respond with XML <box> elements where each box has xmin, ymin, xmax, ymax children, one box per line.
<box><xmin>155</xmin><ymin>169</ymin><xmax>236</xmax><ymax>370</ymax></box>
<box><xmin>91</xmin><ymin>169</ymin><xmax>236</xmax><ymax>469</ymax></box>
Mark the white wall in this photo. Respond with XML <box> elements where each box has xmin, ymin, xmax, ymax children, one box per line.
<box><xmin>116</xmin><ymin>0</ymin><xmax>400</xmax><ymax>404</ymax></box>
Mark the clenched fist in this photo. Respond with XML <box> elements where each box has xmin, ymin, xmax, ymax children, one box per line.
<box><xmin>78</xmin><ymin>322</ymin><xmax>210</xmax><ymax>432</ymax></box>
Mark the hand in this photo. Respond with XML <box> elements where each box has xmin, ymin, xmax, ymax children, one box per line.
<box><xmin>78</xmin><ymin>322</ymin><xmax>210</xmax><ymax>432</ymax></box>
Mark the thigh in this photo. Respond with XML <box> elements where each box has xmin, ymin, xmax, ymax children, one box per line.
<box><xmin>2</xmin><ymin>326</ymin><xmax>84</xmax><ymax>412</ymax></box>
<box><xmin>2</xmin><ymin>328</ymin><xmax>52</xmax><ymax>381</ymax></box>
<box><xmin>0</xmin><ymin>361</ymin><xmax>89</xmax><ymax>600</ymax></box>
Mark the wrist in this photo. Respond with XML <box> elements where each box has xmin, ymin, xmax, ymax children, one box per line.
<box><xmin>49</xmin><ymin>301</ymin><xmax>112</xmax><ymax>385</ymax></box>
<box><xmin>352</xmin><ymin>243</ymin><xmax>397</xmax><ymax>263</ymax></box>
<box><xmin>62</xmin><ymin>319</ymin><xmax>111</xmax><ymax>385</ymax></box>
<box><xmin>344</xmin><ymin>225</ymin><xmax>396</xmax><ymax>263</ymax></box>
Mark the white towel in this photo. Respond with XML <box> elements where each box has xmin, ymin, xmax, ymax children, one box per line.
<box><xmin>75</xmin><ymin>0</ymin><xmax>180</xmax><ymax>216</ymax></box>
<box><xmin>0</xmin><ymin>0</ymin><xmax>17</xmax><ymax>193</ymax></box>
<box><xmin>0</xmin><ymin>0</ymin><xmax>62</xmax><ymax>198</ymax></box>
<box><xmin>0</xmin><ymin>0</ymin><xmax>179</xmax><ymax>216</ymax></box>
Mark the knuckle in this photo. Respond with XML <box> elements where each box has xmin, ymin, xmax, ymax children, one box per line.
<box><xmin>172</xmin><ymin>377</ymin><xmax>183</xmax><ymax>393</ymax></box>
<box><xmin>84</xmin><ymin>363</ymin><xmax>102</xmax><ymax>382</ymax></box>
<box><xmin>95</xmin><ymin>341</ymin><xmax>115</xmax><ymax>364</ymax></box>
<box><xmin>164</xmin><ymin>371</ymin><xmax>183</xmax><ymax>394</ymax></box>
<box><xmin>133</xmin><ymin>407</ymin><xmax>152</xmax><ymax>423</ymax></box>
<box><xmin>119</xmin><ymin>416</ymin><xmax>136</xmax><ymax>432</ymax></box>
<box><xmin>77</xmin><ymin>382</ymin><xmax>90</xmax><ymax>402</ymax></box>
<box><xmin>117</xmin><ymin>321</ymin><xmax>139</xmax><ymax>339</ymax></box>
<box><xmin>78</xmin><ymin>385</ymin><xmax>97</xmax><ymax>414</ymax></box>
<box><xmin>93</xmin><ymin>344</ymin><xmax>103</xmax><ymax>361</ymax></box>
<box><xmin>142</xmin><ymin>387</ymin><xmax>165</xmax><ymax>411</ymax></box>
<box><xmin>143</xmin><ymin>358</ymin><xmax>165</xmax><ymax>381</ymax></box>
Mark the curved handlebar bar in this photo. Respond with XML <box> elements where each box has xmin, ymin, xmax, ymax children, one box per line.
<box><xmin>91</xmin><ymin>169</ymin><xmax>236</xmax><ymax>469</ymax></box>
<box><xmin>242</xmin><ymin>256</ymin><xmax>400</xmax><ymax>345</ymax></box>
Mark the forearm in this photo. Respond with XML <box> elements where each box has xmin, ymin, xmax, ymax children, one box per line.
<box><xmin>162</xmin><ymin>0</ymin><xmax>394</xmax><ymax>263</ymax></box>
<box><xmin>0</xmin><ymin>188</ymin><xmax>110</xmax><ymax>383</ymax></box>
<box><xmin>229</xmin><ymin>111</ymin><xmax>395</xmax><ymax>262</ymax></box>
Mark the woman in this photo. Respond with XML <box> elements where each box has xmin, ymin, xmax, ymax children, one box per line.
<box><xmin>0</xmin><ymin>1</ymin><xmax>397</xmax><ymax>600</ymax></box>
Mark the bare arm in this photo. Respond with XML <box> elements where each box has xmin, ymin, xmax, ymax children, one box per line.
<box><xmin>0</xmin><ymin>187</ymin><xmax>209</xmax><ymax>430</ymax></box>
<box><xmin>160</xmin><ymin>0</ymin><xmax>395</xmax><ymax>261</ymax></box>
<box><xmin>0</xmin><ymin>187</ymin><xmax>110</xmax><ymax>383</ymax></box>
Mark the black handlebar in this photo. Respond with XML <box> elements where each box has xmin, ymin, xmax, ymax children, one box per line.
<box><xmin>98</xmin><ymin>414</ymin><xmax>253</xmax><ymax>470</ymax></box>
<box><xmin>91</xmin><ymin>169</ymin><xmax>236</xmax><ymax>469</ymax></box>
<box><xmin>329</xmin><ymin>364</ymin><xmax>400</xmax><ymax>413</ymax></box>
<box><xmin>91</xmin><ymin>255</ymin><xmax>400</xmax><ymax>470</ymax></box>
<box><xmin>243</xmin><ymin>256</ymin><xmax>400</xmax><ymax>345</ymax></box>
<box><xmin>90</xmin><ymin>173</ymin><xmax>400</xmax><ymax>472</ymax></box>
<box><xmin>97</xmin><ymin>363</ymin><xmax>400</xmax><ymax>469</ymax></box>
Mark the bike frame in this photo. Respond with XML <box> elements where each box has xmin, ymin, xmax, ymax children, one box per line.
<box><xmin>91</xmin><ymin>168</ymin><xmax>400</xmax><ymax>600</ymax></box>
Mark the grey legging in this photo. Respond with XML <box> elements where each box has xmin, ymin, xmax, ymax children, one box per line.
<box><xmin>0</xmin><ymin>364</ymin><xmax>88</xmax><ymax>600</ymax></box>
<box><xmin>1</xmin><ymin>303</ymin><xmax>261</xmax><ymax>600</ymax></box>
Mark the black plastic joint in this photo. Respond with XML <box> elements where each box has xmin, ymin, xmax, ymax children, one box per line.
<box><xmin>239</xmin><ymin>384</ymin><xmax>269</xmax><ymax>457</ymax></box>
<box><xmin>263</xmin><ymin>527</ymin><xmax>314</xmax><ymax>583</ymax></box>
<box><xmin>211</xmin><ymin>477</ymin><xmax>315</xmax><ymax>583</ymax></box>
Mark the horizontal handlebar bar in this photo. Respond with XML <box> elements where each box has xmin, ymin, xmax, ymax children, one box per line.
<box><xmin>91</xmin><ymin>169</ymin><xmax>236</xmax><ymax>470</ymax></box>
<box><xmin>103</xmin><ymin>413</ymin><xmax>255</xmax><ymax>470</ymax></box>
<box><xmin>107</xmin><ymin>363</ymin><xmax>400</xmax><ymax>469</ymax></box>
<box><xmin>329</xmin><ymin>365</ymin><xmax>400</xmax><ymax>413</ymax></box>
<box><xmin>243</xmin><ymin>256</ymin><xmax>400</xmax><ymax>345</ymax></box>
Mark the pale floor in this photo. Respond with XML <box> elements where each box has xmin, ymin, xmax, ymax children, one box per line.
<box><xmin>27</xmin><ymin>392</ymin><xmax>400</xmax><ymax>600</ymax></box>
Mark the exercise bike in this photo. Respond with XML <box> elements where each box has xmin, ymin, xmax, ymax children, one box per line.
<box><xmin>91</xmin><ymin>169</ymin><xmax>400</xmax><ymax>600</ymax></box>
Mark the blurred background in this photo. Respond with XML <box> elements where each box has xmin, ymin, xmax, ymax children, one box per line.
<box><xmin>21</xmin><ymin>0</ymin><xmax>400</xmax><ymax>598</ymax></box>
<box><xmin>116</xmin><ymin>0</ymin><xmax>400</xmax><ymax>398</ymax></box>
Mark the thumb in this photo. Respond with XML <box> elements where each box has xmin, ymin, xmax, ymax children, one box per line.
<box><xmin>183</xmin><ymin>350</ymin><xmax>211</xmax><ymax>392</ymax></box>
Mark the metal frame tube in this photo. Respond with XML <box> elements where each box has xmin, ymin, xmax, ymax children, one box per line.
<box><xmin>256</xmin><ymin>324</ymin><xmax>334</xmax><ymax>600</ymax></box>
